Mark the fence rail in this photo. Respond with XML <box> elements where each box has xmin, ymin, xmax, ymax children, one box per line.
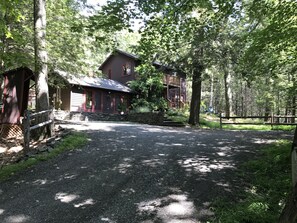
<box><xmin>219</xmin><ymin>114</ymin><xmax>297</xmax><ymax>129</ymax></box>
<box><xmin>23</xmin><ymin>108</ymin><xmax>54</xmax><ymax>150</ymax></box>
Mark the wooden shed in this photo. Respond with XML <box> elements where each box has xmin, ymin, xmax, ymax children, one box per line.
<box><xmin>0</xmin><ymin>67</ymin><xmax>34</xmax><ymax>125</ymax></box>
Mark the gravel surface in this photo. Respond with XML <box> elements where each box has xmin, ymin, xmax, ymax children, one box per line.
<box><xmin>0</xmin><ymin>122</ymin><xmax>294</xmax><ymax>223</ymax></box>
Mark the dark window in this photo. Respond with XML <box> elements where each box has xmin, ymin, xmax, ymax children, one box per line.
<box><xmin>122</xmin><ymin>63</ymin><xmax>132</xmax><ymax>76</ymax></box>
<box><xmin>95</xmin><ymin>91</ymin><xmax>102</xmax><ymax>111</ymax></box>
<box><xmin>108</xmin><ymin>69</ymin><xmax>112</xmax><ymax>79</ymax></box>
<box><xmin>85</xmin><ymin>90</ymin><xmax>93</xmax><ymax>109</ymax></box>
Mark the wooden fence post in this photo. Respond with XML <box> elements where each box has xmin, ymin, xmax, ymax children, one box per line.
<box><xmin>23</xmin><ymin>110</ymin><xmax>30</xmax><ymax>151</ymax></box>
<box><xmin>49</xmin><ymin>108</ymin><xmax>54</xmax><ymax>137</ymax></box>
<box><xmin>292</xmin><ymin>128</ymin><xmax>297</xmax><ymax>188</ymax></box>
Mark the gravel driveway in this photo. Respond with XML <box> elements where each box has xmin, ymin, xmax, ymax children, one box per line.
<box><xmin>0</xmin><ymin>122</ymin><xmax>293</xmax><ymax>223</ymax></box>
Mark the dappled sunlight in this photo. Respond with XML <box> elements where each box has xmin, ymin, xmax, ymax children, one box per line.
<box><xmin>59</xmin><ymin>173</ymin><xmax>77</xmax><ymax>181</ymax></box>
<box><xmin>55</xmin><ymin>192</ymin><xmax>79</xmax><ymax>203</ymax></box>
<box><xmin>137</xmin><ymin>191</ymin><xmax>211</xmax><ymax>222</ymax></box>
<box><xmin>3</xmin><ymin>214</ymin><xmax>30</xmax><ymax>223</ymax></box>
<box><xmin>55</xmin><ymin>192</ymin><xmax>96</xmax><ymax>209</ymax></box>
<box><xmin>74</xmin><ymin>198</ymin><xmax>95</xmax><ymax>208</ymax></box>
<box><xmin>58</xmin><ymin>121</ymin><xmax>143</xmax><ymax>132</ymax></box>
<box><xmin>178</xmin><ymin>156</ymin><xmax>235</xmax><ymax>175</ymax></box>
<box><xmin>155</xmin><ymin>142</ymin><xmax>184</xmax><ymax>147</ymax></box>
<box><xmin>113</xmin><ymin>157</ymin><xmax>134</xmax><ymax>173</ymax></box>
<box><xmin>141</xmin><ymin>158</ymin><xmax>165</xmax><ymax>167</ymax></box>
<box><xmin>60</xmin><ymin>122</ymin><xmax>116</xmax><ymax>132</ymax></box>
<box><xmin>212</xmin><ymin>180</ymin><xmax>233</xmax><ymax>192</ymax></box>
<box><xmin>100</xmin><ymin>216</ymin><xmax>116</xmax><ymax>222</ymax></box>
<box><xmin>253</xmin><ymin>138</ymin><xmax>278</xmax><ymax>144</ymax></box>
<box><xmin>32</xmin><ymin>179</ymin><xmax>49</xmax><ymax>186</ymax></box>
<box><xmin>1</xmin><ymin>121</ymin><xmax>292</xmax><ymax>222</ymax></box>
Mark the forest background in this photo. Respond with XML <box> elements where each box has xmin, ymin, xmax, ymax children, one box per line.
<box><xmin>0</xmin><ymin>0</ymin><xmax>296</xmax><ymax>125</ymax></box>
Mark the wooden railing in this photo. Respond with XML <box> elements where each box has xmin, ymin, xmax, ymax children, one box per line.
<box><xmin>219</xmin><ymin>115</ymin><xmax>297</xmax><ymax>129</ymax></box>
<box><xmin>23</xmin><ymin>108</ymin><xmax>54</xmax><ymax>150</ymax></box>
<box><xmin>163</xmin><ymin>75</ymin><xmax>180</xmax><ymax>86</ymax></box>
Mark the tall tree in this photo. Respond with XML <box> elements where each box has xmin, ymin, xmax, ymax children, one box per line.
<box><xmin>34</xmin><ymin>0</ymin><xmax>49</xmax><ymax>111</ymax></box>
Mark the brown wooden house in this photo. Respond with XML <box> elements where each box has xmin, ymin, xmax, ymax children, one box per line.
<box><xmin>99</xmin><ymin>49</ymin><xmax>187</xmax><ymax>108</ymax></box>
<box><xmin>50</xmin><ymin>71</ymin><xmax>132</xmax><ymax>114</ymax></box>
<box><xmin>0</xmin><ymin>67</ymin><xmax>34</xmax><ymax>124</ymax></box>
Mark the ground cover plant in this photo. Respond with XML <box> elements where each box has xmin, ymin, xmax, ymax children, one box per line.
<box><xmin>211</xmin><ymin>140</ymin><xmax>292</xmax><ymax>222</ymax></box>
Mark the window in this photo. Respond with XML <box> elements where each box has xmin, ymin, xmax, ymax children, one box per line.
<box><xmin>108</xmin><ymin>69</ymin><xmax>112</xmax><ymax>79</ymax></box>
<box><xmin>85</xmin><ymin>90</ymin><xmax>93</xmax><ymax>109</ymax></box>
<box><xmin>122</xmin><ymin>63</ymin><xmax>132</xmax><ymax>76</ymax></box>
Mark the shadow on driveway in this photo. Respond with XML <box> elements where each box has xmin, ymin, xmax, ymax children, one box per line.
<box><xmin>0</xmin><ymin>121</ymin><xmax>293</xmax><ymax>223</ymax></box>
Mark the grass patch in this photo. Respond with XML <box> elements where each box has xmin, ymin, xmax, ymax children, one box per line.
<box><xmin>199</xmin><ymin>114</ymin><xmax>295</xmax><ymax>131</ymax></box>
<box><xmin>0</xmin><ymin>132</ymin><xmax>88</xmax><ymax>181</ymax></box>
<box><xmin>165</xmin><ymin>109</ymin><xmax>189</xmax><ymax>123</ymax></box>
<box><xmin>200</xmin><ymin>114</ymin><xmax>221</xmax><ymax>128</ymax></box>
<box><xmin>211</xmin><ymin>140</ymin><xmax>292</xmax><ymax>222</ymax></box>
<box><xmin>165</xmin><ymin>112</ymin><xmax>295</xmax><ymax>131</ymax></box>
<box><xmin>222</xmin><ymin>124</ymin><xmax>295</xmax><ymax>131</ymax></box>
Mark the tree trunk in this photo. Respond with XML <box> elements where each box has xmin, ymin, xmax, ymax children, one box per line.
<box><xmin>279</xmin><ymin>127</ymin><xmax>297</xmax><ymax>223</ymax></box>
<box><xmin>0</xmin><ymin>12</ymin><xmax>7</xmax><ymax>72</ymax></box>
<box><xmin>188</xmin><ymin>65</ymin><xmax>203</xmax><ymax>126</ymax></box>
<box><xmin>291</xmin><ymin>73</ymin><xmax>296</xmax><ymax>124</ymax></box>
<box><xmin>209</xmin><ymin>72</ymin><xmax>214</xmax><ymax>109</ymax></box>
<box><xmin>264</xmin><ymin>77</ymin><xmax>271</xmax><ymax>121</ymax></box>
<box><xmin>264</xmin><ymin>99</ymin><xmax>271</xmax><ymax>122</ymax></box>
<box><xmin>34</xmin><ymin>0</ymin><xmax>49</xmax><ymax>112</ymax></box>
<box><xmin>34</xmin><ymin>0</ymin><xmax>49</xmax><ymax>140</ymax></box>
<box><xmin>223</xmin><ymin>69</ymin><xmax>232</xmax><ymax>118</ymax></box>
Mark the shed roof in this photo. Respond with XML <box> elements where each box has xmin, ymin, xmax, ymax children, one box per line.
<box><xmin>56</xmin><ymin>70</ymin><xmax>132</xmax><ymax>93</ymax></box>
<box><xmin>1</xmin><ymin>66</ymin><xmax>34</xmax><ymax>79</ymax></box>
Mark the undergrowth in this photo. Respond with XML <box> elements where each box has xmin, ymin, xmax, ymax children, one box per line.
<box><xmin>211</xmin><ymin>140</ymin><xmax>292</xmax><ymax>223</ymax></box>
<box><xmin>0</xmin><ymin>132</ymin><xmax>88</xmax><ymax>181</ymax></box>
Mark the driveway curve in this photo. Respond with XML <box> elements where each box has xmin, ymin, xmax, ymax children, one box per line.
<box><xmin>0</xmin><ymin>122</ymin><xmax>293</xmax><ymax>223</ymax></box>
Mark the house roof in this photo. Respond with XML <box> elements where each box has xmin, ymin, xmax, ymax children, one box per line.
<box><xmin>99</xmin><ymin>49</ymin><xmax>174</xmax><ymax>71</ymax></box>
<box><xmin>1</xmin><ymin>66</ymin><xmax>34</xmax><ymax>79</ymax></box>
<box><xmin>55</xmin><ymin>70</ymin><xmax>132</xmax><ymax>93</ymax></box>
<box><xmin>98</xmin><ymin>49</ymin><xmax>139</xmax><ymax>70</ymax></box>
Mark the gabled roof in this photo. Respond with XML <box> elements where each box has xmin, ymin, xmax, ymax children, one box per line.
<box><xmin>99</xmin><ymin>49</ymin><xmax>174</xmax><ymax>71</ymax></box>
<box><xmin>99</xmin><ymin>49</ymin><xmax>139</xmax><ymax>70</ymax></box>
<box><xmin>55</xmin><ymin>70</ymin><xmax>132</xmax><ymax>93</ymax></box>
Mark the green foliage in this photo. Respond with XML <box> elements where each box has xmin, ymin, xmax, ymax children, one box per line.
<box><xmin>0</xmin><ymin>0</ymin><xmax>33</xmax><ymax>69</ymax></box>
<box><xmin>128</xmin><ymin>63</ymin><xmax>167</xmax><ymax>111</ymax></box>
<box><xmin>165</xmin><ymin>109</ymin><xmax>189</xmax><ymax>123</ymax></box>
<box><xmin>211</xmin><ymin>140</ymin><xmax>291</xmax><ymax>222</ymax></box>
<box><xmin>0</xmin><ymin>132</ymin><xmax>88</xmax><ymax>181</ymax></box>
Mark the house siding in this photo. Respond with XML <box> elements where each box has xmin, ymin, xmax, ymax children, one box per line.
<box><xmin>101</xmin><ymin>54</ymin><xmax>137</xmax><ymax>85</ymax></box>
<box><xmin>0</xmin><ymin>67</ymin><xmax>33</xmax><ymax>124</ymax></box>
<box><xmin>69</xmin><ymin>86</ymin><xmax>131</xmax><ymax>114</ymax></box>
<box><xmin>100</xmin><ymin>50</ymin><xmax>187</xmax><ymax>109</ymax></box>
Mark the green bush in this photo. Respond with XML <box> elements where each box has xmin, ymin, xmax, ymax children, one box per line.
<box><xmin>128</xmin><ymin>63</ymin><xmax>167</xmax><ymax>112</ymax></box>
